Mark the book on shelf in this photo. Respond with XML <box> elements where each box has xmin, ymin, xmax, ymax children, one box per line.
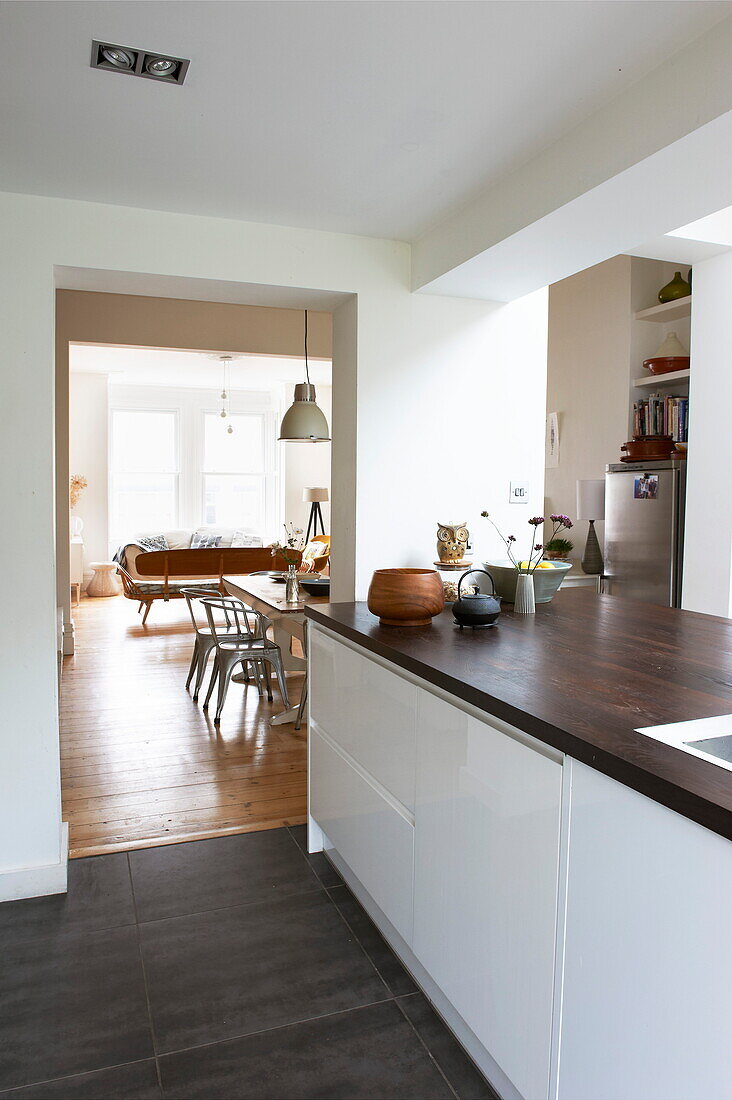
<box><xmin>632</xmin><ymin>394</ymin><xmax>688</xmax><ymax>443</ymax></box>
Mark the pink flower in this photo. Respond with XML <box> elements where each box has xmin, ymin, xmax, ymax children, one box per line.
<box><xmin>528</xmin><ymin>516</ymin><xmax>545</xmax><ymax>526</ymax></box>
<box><xmin>550</xmin><ymin>513</ymin><xmax>573</xmax><ymax>528</ymax></box>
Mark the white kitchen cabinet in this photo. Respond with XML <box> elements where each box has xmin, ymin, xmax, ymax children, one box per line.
<box><xmin>557</xmin><ymin>761</ymin><xmax>732</xmax><ymax>1100</ymax></box>
<box><xmin>309</xmin><ymin>728</ymin><xmax>414</xmax><ymax>943</ymax></box>
<box><xmin>413</xmin><ymin>688</ymin><xmax>563</xmax><ymax>1100</ymax></box>
<box><xmin>309</xmin><ymin>627</ymin><xmax>417</xmax><ymax>810</ymax></box>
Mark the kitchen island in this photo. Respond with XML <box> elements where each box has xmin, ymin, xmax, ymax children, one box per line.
<box><xmin>305</xmin><ymin>590</ymin><xmax>732</xmax><ymax>1100</ymax></box>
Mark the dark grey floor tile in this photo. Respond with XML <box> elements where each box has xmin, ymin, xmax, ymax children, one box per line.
<box><xmin>0</xmin><ymin>854</ymin><xmax>135</xmax><ymax>949</ymax></box>
<box><xmin>398</xmin><ymin>993</ymin><xmax>498</xmax><ymax>1100</ymax></box>
<box><xmin>288</xmin><ymin>823</ymin><xmax>309</xmax><ymax>853</ymax></box>
<box><xmin>140</xmin><ymin>890</ymin><xmax>388</xmax><ymax>1052</ymax></box>
<box><xmin>129</xmin><ymin>830</ymin><xmax>323</xmax><ymax>922</ymax></box>
<box><xmin>328</xmin><ymin>884</ymin><xmax>417</xmax><ymax>996</ymax></box>
<box><xmin>288</xmin><ymin>825</ymin><xmax>344</xmax><ymax>887</ymax></box>
<box><xmin>159</xmin><ymin>1001</ymin><xmax>452</xmax><ymax>1099</ymax></box>
<box><xmin>0</xmin><ymin>1059</ymin><xmax>160</xmax><ymax>1099</ymax></box>
<box><xmin>0</xmin><ymin>926</ymin><xmax>154</xmax><ymax>1092</ymax></box>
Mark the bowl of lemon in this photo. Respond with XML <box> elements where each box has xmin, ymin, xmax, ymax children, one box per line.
<box><xmin>482</xmin><ymin>560</ymin><xmax>572</xmax><ymax>604</ymax></box>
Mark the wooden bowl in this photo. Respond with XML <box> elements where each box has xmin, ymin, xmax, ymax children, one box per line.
<box><xmin>620</xmin><ymin>435</ymin><xmax>676</xmax><ymax>461</ymax></box>
<box><xmin>642</xmin><ymin>355</ymin><xmax>690</xmax><ymax>376</ymax></box>
<box><xmin>367</xmin><ymin>568</ymin><xmax>445</xmax><ymax>627</ymax></box>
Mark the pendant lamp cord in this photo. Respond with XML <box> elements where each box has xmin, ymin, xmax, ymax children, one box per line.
<box><xmin>304</xmin><ymin>309</ymin><xmax>311</xmax><ymax>386</ymax></box>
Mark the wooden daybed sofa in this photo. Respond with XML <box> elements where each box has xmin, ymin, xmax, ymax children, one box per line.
<box><xmin>117</xmin><ymin>543</ymin><xmax>330</xmax><ymax>624</ymax></box>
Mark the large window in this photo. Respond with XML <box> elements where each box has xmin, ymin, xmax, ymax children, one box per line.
<box><xmin>110</xmin><ymin>409</ymin><xmax>178</xmax><ymax>545</ymax></box>
<box><xmin>202</xmin><ymin>412</ymin><xmax>265</xmax><ymax>529</ymax></box>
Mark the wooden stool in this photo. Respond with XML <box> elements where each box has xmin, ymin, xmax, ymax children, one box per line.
<box><xmin>87</xmin><ymin>562</ymin><xmax>121</xmax><ymax>598</ymax></box>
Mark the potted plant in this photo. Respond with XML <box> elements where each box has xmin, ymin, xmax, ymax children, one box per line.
<box><xmin>544</xmin><ymin>537</ymin><xmax>573</xmax><ymax>562</ymax></box>
<box><xmin>480</xmin><ymin>512</ymin><xmax>574</xmax><ymax>613</ymax></box>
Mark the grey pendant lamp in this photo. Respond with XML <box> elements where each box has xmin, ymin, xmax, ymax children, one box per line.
<box><xmin>278</xmin><ymin>310</ymin><xmax>331</xmax><ymax>442</ymax></box>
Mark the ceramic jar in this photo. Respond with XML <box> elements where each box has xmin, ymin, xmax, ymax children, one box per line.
<box><xmin>658</xmin><ymin>271</ymin><xmax>691</xmax><ymax>303</ymax></box>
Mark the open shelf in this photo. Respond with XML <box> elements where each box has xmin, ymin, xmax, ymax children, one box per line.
<box><xmin>634</xmin><ymin>296</ymin><xmax>692</xmax><ymax>323</ymax></box>
<box><xmin>633</xmin><ymin>368</ymin><xmax>690</xmax><ymax>389</ymax></box>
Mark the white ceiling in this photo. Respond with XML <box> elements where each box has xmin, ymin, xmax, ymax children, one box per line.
<box><xmin>669</xmin><ymin>205</ymin><xmax>732</xmax><ymax>246</ymax></box>
<box><xmin>70</xmin><ymin>344</ymin><xmax>332</xmax><ymax>390</ymax></box>
<box><xmin>1</xmin><ymin>1</ymin><xmax>728</xmax><ymax>242</ymax></box>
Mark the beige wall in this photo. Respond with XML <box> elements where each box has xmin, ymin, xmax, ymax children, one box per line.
<box><xmin>56</xmin><ymin>290</ymin><xmax>332</xmax><ymax>641</ymax></box>
<box><xmin>545</xmin><ymin>255</ymin><xmax>690</xmax><ymax>566</ymax></box>
<box><xmin>545</xmin><ymin>256</ymin><xmax>630</xmax><ymax>563</ymax></box>
<box><xmin>69</xmin><ymin>372</ymin><xmax>109</xmax><ymax>576</ymax></box>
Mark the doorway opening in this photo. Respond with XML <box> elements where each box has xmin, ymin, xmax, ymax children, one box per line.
<box><xmin>56</xmin><ymin>285</ymin><xmax>342</xmax><ymax>858</ymax></box>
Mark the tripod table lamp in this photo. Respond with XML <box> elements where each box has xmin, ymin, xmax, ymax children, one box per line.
<box><xmin>303</xmin><ymin>487</ymin><xmax>328</xmax><ymax>543</ymax></box>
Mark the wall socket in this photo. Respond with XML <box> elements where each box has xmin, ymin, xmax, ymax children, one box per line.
<box><xmin>509</xmin><ymin>481</ymin><xmax>530</xmax><ymax>504</ymax></box>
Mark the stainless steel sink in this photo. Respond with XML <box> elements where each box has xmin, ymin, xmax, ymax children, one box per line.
<box><xmin>684</xmin><ymin>734</ymin><xmax>732</xmax><ymax>764</ymax></box>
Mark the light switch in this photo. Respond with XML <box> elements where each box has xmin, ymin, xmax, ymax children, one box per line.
<box><xmin>509</xmin><ymin>481</ymin><xmax>529</xmax><ymax>504</ymax></box>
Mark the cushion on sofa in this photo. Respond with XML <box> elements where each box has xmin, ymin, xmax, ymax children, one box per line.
<box><xmin>231</xmin><ymin>528</ymin><xmax>263</xmax><ymax>547</ymax></box>
<box><xmin>191</xmin><ymin>532</ymin><xmax>222</xmax><ymax>549</ymax></box>
<box><xmin>137</xmin><ymin>534</ymin><xmax>169</xmax><ymax>552</ymax></box>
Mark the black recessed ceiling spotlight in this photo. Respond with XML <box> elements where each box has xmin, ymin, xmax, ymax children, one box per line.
<box><xmin>91</xmin><ymin>41</ymin><xmax>189</xmax><ymax>85</ymax></box>
<box><xmin>145</xmin><ymin>56</ymin><xmax>177</xmax><ymax>77</ymax></box>
<box><xmin>100</xmin><ymin>45</ymin><xmax>135</xmax><ymax>70</ymax></box>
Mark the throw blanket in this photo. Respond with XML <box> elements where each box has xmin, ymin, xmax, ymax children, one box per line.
<box><xmin>113</xmin><ymin>535</ymin><xmax>169</xmax><ymax>569</ymax></box>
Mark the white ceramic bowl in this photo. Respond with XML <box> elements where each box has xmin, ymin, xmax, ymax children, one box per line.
<box><xmin>482</xmin><ymin>560</ymin><xmax>572</xmax><ymax>604</ymax></box>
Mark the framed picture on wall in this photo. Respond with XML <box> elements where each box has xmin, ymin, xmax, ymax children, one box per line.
<box><xmin>546</xmin><ymin>412</ymin><xmax>560</xmax><ymax>468</ymax></box>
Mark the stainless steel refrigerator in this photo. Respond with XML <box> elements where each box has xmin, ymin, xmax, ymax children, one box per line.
<box><xmin>604</xmin><ymin>459</ymin><xmax>686</xmax><ymax>607</ymax></box>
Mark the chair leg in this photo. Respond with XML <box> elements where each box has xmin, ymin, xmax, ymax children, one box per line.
<box><xmin>214</xmin><ymin>653</ymin><xmax>240</xmax><ymax>725</ymax></box>
<box><xmin>193</xmin><ymin>640</ymin><xmax>215</xmax><ymax>702</ymax></box>
<box><xmin>270</xmin><ymin>652</ymin><xmax>290</xmax><ymax>709</ymax></box>
<box><xmin>137</xmin><ymin>601</ymin><xmax>143</xmax><ymax>613</ymax></box>
<box><xmin>252</xmin><ymin>660</ymin><xmax>264</xmax><ymax>697</ymax></box>
<box><xmin>186</xmin><ymin>639</ymin><xmax>200</xmax><ymax>690</ymax></box>
<box><xmin>295</xmin><ymin>682</ymin><xmax>307</xmax><ymax>731</ymax></box>
<box><xmin>203</xmin><ymin>653</ymin><xmax>220</xmax><ymax>710</ymax></box>
<box><xmin>141</xmin><ymin>602</ymin><xmax>152</xmax><ymax>625</ymax></box>
<box><xmin>260</xmin><ymin>659</ymin><xmax>273</xmax><ymax>702</ymax></box>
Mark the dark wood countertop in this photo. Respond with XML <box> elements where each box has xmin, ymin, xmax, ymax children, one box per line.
<box><xmin>306</xmin><ymin>589</ymin><xmax>732</xmax><ymax>840</ymax></box>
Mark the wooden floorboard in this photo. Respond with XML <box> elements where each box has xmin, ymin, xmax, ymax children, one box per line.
<box><xmin>60</xmin><ymin>594</ymin><xmax>307</xmax><ymax>858</ymax></box>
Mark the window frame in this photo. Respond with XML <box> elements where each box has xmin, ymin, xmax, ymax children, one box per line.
<box><xmin>108</xmin><ymin>405</ymin><xmax>181</xmax><ymax>547</ymax></box>
<box><xmin>199</xmin><ymin>408</ymin><xmax>269</xmax><ymax>532</ymax></box>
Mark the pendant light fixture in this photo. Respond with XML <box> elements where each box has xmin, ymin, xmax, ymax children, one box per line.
<box><xmin>218</xmin><ymin>355</ymin><xmax>234</xmax><ymax>434</ymax></box>
<box><xmin>278</xmin><ymin>310</ymin><xmax>331</xmax><ymax>442</ymax></box>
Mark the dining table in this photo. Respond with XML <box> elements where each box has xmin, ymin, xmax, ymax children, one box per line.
<box><xmin>223</xmin><ymin>573</ymin><xmax>329</xmax><ymax>727</ymax></box>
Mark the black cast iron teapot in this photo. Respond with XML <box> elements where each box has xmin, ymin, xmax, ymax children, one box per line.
<box><xmin>452</xmin><ymin>568</ymin><xmax>501</xmax><ymax>628</ymax></box>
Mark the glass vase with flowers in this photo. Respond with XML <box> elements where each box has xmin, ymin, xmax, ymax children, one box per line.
<box><xmin>271</xmin><ymin>522</ymin><xmax>306</xmax><ymax>603</ymax></box>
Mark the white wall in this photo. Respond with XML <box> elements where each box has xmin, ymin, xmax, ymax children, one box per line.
<box><xmin>683</xmin><ymin>250</ymin><xmax>732</xmax><ymax>617</ymax></box>
<box><xmin>0</xmin><ymin>189</ymin><xmax>547</xmax><ymax>899</ymax></box>
<box><xmin>69</xmin><ymin>372</ymin><xmax>109</xmax><ymax>577</ymax></box>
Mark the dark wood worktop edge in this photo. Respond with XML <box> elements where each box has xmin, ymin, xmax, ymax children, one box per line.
<box><xmin>305</xmin><ymin>604</ymin><xmax>732</xmax><ymax>842</ymax></box>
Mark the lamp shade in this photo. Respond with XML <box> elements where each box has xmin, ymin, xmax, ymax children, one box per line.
<box><xmin>278</xmin><ymin>384</ymin><xmax>331</xmax><ymax>442</ymax></box>
<box><xmin>303</xmin><ymin>487</ymin><xmax>329</xmax><ymax>503</ymax></box>
<box><xmin>576</xmin><ymin>479</ymin><xmax>605</xmax><ymax>521</ymax></box>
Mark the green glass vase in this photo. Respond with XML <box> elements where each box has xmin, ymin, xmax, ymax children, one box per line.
<box><xmin>658</xmin><ymin>271</ymin><xmax>691</xmax><ymax>303</ymax></box>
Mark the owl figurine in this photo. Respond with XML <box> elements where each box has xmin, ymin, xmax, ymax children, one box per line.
<box><xmin>436</xmin><ymin>522</ymin><xmax>470</xmax><ymax>563</ymax></box>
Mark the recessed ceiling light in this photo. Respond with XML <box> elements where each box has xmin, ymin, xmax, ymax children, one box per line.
<box><xmin>145</xmin><ymin>56</ymin><xmax>178</xmax><ymax>77</ymax></box>
<box><xmin>91</xmin><ymin>41</ymin><xmax>189</xmax><ymax>85</ymax></box>
<box><xmin>101</xmin><ymin>46</ymin><xmax>134</xmax><ymax>70</ymax></box>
